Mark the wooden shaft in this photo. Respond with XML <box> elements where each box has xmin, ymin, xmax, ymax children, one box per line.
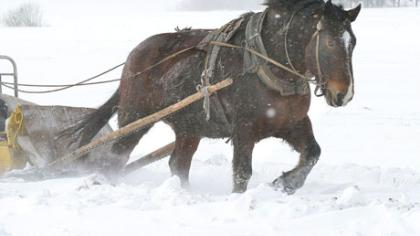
<box><xmin>48</xmin><ymin>78</ymin><xmax>233</xmax><ymax>168</ymax></box>
<box><xmin>124</xmin><ymin>142</ymin><xmax>175</xmax><ymax>175</ymax></box>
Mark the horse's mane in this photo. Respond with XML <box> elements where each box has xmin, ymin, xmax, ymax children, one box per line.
<box><xmin>263</xmin><ymin>0</ymin><xmax>308</xmax><ymax>6</ymax></box>
<box><xmin>265</xmin><ymin>0</ymin><xmax>346</xmax><ymax>9</ymax></box>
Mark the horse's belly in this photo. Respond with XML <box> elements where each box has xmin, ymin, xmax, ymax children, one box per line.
<box><xmin>164</xmin><ymin>97</ymin><xmax>233</xmax><ymax>139</ymax></box>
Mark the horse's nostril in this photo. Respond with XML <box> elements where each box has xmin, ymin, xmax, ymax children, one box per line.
<box><xmin>336</xmin><ymin>93</ymin><xmax>344</xmax><ymax>106</ymax></box>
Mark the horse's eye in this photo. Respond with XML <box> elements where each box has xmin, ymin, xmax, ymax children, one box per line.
<box><xmin>327</xmin><ymin>40</ymin><xmax>335</xmax><ymax>48</ymax></box>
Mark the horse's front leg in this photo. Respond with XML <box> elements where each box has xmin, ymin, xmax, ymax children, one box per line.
<box><xmin>273</xmin><ymin>116</ymin><xmax>321</xmax><ymax>194</ymax></box>
<box><xmin>232</xmin><ymin>122</ymin><xmax>256</xmax><ymax>193</ymax></box>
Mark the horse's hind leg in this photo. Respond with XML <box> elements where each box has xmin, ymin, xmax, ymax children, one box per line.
<box><xmin>111</xmin><ymin>127</ymin><xmax>151</xmax><ymax>163</ymax></box>
<box><xmin>109</xmin><ymin>110</ymin><xmax>153</xmax><ymax>171</ymax></box>
<box><xmin>273</xmin><ymin>116</ymin><xmax>321</xmax><ymax>194</ymax></box>
<box><xmin>169</xmin><ymin>132</ymin><xmax>201</xmax><ymax>186</ymax></box>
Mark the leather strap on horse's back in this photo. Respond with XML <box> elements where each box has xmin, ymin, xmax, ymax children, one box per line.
<box><xmin>198</xmin><ymin>11</ymin><xmax>254</xmax><ymax>78</ymax></box>
<box><xmin>197</xmin><ymin>12</ymin><xmax>254</xmax><ymax>120</ymax></box>
<box><xmin>243</xmin><ymin>11</ymin><xmax>268</xmax><ymax>74</ymax></box>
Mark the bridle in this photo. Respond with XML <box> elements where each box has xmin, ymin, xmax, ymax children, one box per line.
<box><xmin>202</xmin><ymin>2</ymin><xmax>329</xmax><ymax>98</ymax></box>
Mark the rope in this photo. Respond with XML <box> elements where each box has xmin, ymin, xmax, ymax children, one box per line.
<box><xmin>1</xmin><ymin>78</ymin><xmax>121</xmax><ymax>88</ymax></box>
<box><xmin>128</xmin><ymin>45</ymin><xmax>198</xmax><ymax>80</ymax></box>
<box><xmin>199</xmin><ymin>43</ymin><xmax>212</xmax><ymax>120</ymax></box>
<box><xmin>208</xmin><ymin>41</ymin><xmax>313</xmax><ymax>82</ymax></box>
<box><xmin>0</xmin><ymin>62</ymin><xmax>125</xmax><ymax>94</ymax></box>
<box><xmin>1</xmin><ymin>33</ymin><xmax>320</xmax><ymax>96</ymax></box>
<box><xmin>284</xmin><ymin>0</ymin><xmax>321</xmax><ymax>77</ymax></box>
<box><xmin>284</xmin><ymin>11</ymin><xmax>299</xmax><ymax>73</ymax></box>
<box><xmin>1</xmin><ymin>45</ymin><xmax>198</xmax><ymax>95</ymax></box>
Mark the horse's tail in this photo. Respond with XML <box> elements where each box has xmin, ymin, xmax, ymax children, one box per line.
<box><xmin>59</xmin><ymin>88</ymin><xmax>119</xmax><ymax>147</ymax></box>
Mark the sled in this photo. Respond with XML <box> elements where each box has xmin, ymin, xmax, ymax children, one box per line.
<box><xmin>0</xmin><ymin>94</ymin><xmax>124</xmax><ymax>176</ymax></box>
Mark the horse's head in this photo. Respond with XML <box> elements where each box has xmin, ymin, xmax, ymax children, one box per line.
<box><xmin>305</xmin><ymin>0</ymin><xmax>361</xmax><ymax>107</ymax></box>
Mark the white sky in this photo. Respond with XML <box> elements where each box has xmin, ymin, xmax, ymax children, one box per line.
<box><xmin>0</xmin><ymin>0</ymin><xmax>183</xmax><ymax>15</ymax></box>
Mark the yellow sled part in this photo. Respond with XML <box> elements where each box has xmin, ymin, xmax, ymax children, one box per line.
<box><xmin>0</xmin><ymin>105</ymin><xmax>28</xmax><ymax>175</ymax></box>
<box><xmin>0</xmin><ymin>136</ymin><xmax>12</xmax><ymax>175</ymax></box>
<box><xmin>7</xmin><ymin>105</ymin><xmax>24</xmax><ymax>149</ymax></box>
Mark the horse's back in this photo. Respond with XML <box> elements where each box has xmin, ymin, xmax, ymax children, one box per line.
<box><xmin>123</xmin><ymin>30</ymin><xmax>210</xmax><ymax>76</ymax></box>
<box><xmin>117</xmin><ymin>30</ymin><xmax>211</xmax><ymax>125</ymax></box>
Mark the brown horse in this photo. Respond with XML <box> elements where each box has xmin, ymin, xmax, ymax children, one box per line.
<box><xmin>68</xmin><ymin>0</ymin><xmax>361</xmax><ymax>194</ymax></box>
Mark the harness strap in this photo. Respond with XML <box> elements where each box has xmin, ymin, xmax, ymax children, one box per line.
<box><xmin>244</xmin><ymin>9</ymin><xmax>310</xmax><ymax>96</ymax></box>
<box><xmin>209</xmin><ymin>41</ymin><xmax>315</xmax><ymax>82</ymax></box>
<box><xmin>198</xmin><ymin>13</ymin><xmax>252</xmax><ymax>120</ymax></box>
<box><xmin>313</xmin><ymin>22</ymin><xmax>326</xmax><ymax>97</ymax></box>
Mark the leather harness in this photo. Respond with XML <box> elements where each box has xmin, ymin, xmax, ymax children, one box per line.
<box><xmin>196</xmin><ymin>1</ymin><xmax>327</xmax><ymax>119</ymax></box>
<box><xmin>243</xmin><ymin>10</ymin><xmax>310</xmax><ymax>96</ymax></box>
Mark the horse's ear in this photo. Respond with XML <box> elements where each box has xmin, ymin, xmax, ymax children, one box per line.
<box><xmin>346</xmin><ymin>4</ymin><xmax>361</xmax><ymax>22</ymax></box>
<box><xmin>321</xmin><ymin>0</ymin><xmax>333</xmax><ymax>16</ymax></box>
<box><xmin>317</xmin><ymin>0</ymin><xmax>330</xmax><ymax>17</ymax></box>
<box><xmin>325</xmin><ymin>0</ymin><xmax>333</xmax><ymax>10</ymax></box>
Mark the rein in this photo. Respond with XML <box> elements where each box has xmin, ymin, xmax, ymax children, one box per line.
<box><xmin>282</xmin><ymin>1</ymin><xmax>327</xmax><ymax>97</ymax></box>
<box><xmin>313</xmin><ymin>22</ymin><xmax>327</xmax><ymax>97</ymax></box>
<box><xmin>208</xmin><ymin>41</ymin><xmax>310</xmax><ymax>81</ymax></box>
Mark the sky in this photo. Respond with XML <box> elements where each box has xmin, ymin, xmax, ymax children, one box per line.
<box><xmin>0</xmin><ymin>0</ymin><xmax>183</xmax><ymax>16</ymax></box>
<box><xmin>0</xmin><ymin>0</ymin><xmax>265</xmax><ymax>15</ymax></box>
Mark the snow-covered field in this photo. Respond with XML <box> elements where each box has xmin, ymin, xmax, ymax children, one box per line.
<box><xmin>1</xmin><ymin>1</ymin><xmax>420</xmax><ymax>235</ymax></box>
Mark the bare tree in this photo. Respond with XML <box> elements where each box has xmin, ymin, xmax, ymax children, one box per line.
<box><xmin>2</xmin><ymin>3</ymin><xmax>43</xmax><ymax>27</ymax></box>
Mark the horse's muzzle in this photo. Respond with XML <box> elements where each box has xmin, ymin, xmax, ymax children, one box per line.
<box><xmin>335</xmin><ymin>93</ymin><xmax>344</xmax><ymax>106</ymax></box>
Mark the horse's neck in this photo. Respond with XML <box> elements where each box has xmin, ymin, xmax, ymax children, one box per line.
<box><xmin>262</xmin><ymin>7</ymin><xmax>315</xmax><ymax>76</ymax></box>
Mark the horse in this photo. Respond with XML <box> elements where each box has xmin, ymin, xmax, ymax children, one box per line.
<box><xmin>67</xmin><ymin>0</ymin><xmax>361</xmax><ymax>194</ymax></box>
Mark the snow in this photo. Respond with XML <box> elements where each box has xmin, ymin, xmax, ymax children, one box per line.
<box><xmin>1</xmin><ymin>2</ymin><xmax>420</xmax><ymax>235</ymax></box>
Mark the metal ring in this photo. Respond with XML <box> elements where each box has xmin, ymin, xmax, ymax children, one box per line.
<box><xmin>314</xmin><ymin>85</ymin><xmax>325</xmax><ymax>97</ymax></box>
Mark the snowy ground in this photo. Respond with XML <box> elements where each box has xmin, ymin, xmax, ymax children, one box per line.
<box><xmin>1</xmin><ymin>2</ymin><xmax>420</xmax><ymax>235</ymax></box>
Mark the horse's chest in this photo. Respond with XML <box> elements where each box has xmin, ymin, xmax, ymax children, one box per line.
<box><xmin>254</xmin><ymin>93</ymin><xmax>311</xmax><ymax>131</ymax></box>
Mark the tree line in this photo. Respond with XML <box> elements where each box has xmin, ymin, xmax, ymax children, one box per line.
<box><xmin>336</xmin><ymin>0</ymin><xmax>419</xmax><ymax>7</ymax></box>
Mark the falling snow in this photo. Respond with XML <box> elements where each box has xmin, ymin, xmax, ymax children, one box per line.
<box><xmin>0</xmin><ymin>3</ymin><xmax>420</xmax><ymax>236</ymax></box>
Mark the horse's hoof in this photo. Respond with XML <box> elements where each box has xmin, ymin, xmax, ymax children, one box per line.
<box><xmin>272</xmin><ymin>176</ymin><xmax>297</xmax><ymax>195</ymax></box>
<box><xmin>232</xmin><ymin>185</ymin><xmax>248</xmax><ymax>193</ymax></box>
<box><xmin>282</xmin><ymin>186</ymin><xmax>296</xmax><ymax>195</ymax></box>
